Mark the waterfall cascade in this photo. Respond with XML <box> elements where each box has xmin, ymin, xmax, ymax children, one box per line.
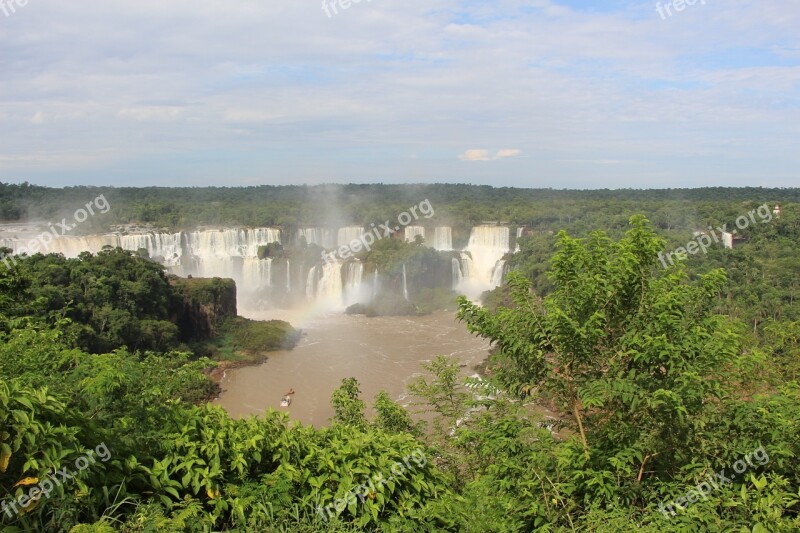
<box><xmin>404</xmin><ymin>226</ymin><xmax>425</xmax><ymax>243</ymax></box>
<box><xmin>306</xmin><ymin>266</ymin><xmax>318</xmax><ymax>299</ymax></box>
<box><xmin>457</xmin><ymin>226</ymin><xmax>510</xmax><ymax>298</ymax></box>
<box><xmin>5</xmin><ymin>222</ymin><xmax>515</xmax><ymax>309</ymax></box>
<box><xmin>337</xmin><ymin>227</ymin><xmax>364</xmax><ymax>248</ymax></box>
<box><xmin>5</xmin><ymin>228</ymin><xmax>282</xmax><ymax>304</ymax></box>
<box><xmin>491</xmin><ymin>260</ymin><xmax>506</xmax><ymax>286</ymax></box>
<box><xmin>298</xmin><ymin>228</ymin><xmax>334</xmax><ymax>249</ymax></box>
<box><xmin>452</xmin><ymin>258</ymin><xmax>463</xmax><ymax>288</ymax></box>
<box><xmin>514</xmin><ymin>227</ymin><xmax>525</xmax><ymax>253</ymax></box>
<box><xmin>119</xmin><ymin>233</ymin><xmax>184</xmax><ymax>265</ymax></box>
<box><xmin>7</xmin><ymin>234</ymin><xmax>119</xmax><ymax>259</ymax></box>
<box><xmin>343</xmin><ymin>262</ymin><xmax>365</xmax><ymax>307</ymax></box>
<box><xmin>242</xmin><ymin>257</ymin><xmax>273</xmax><ymax>289</ymax></box>
<box><xmin>316</xmin><ymin>262</ymin><xmax>344</xmax><ymax>305</ymax></box>
<box><xmin>433</xmin><ymin>227</ymin><xmax>453</xmax><ymax>251</ymax></box>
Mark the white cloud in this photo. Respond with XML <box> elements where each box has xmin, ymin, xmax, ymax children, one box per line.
<box><xmin>495</xmin><ymin>149</ymin><xmax>521</xmax><ymax>159</ymax></box>
<box><xmin>0</xmin><ymin>0</ymin><xmax>797</xmax><ymax>186</ymax></box>
<box><xmin>460</xmin><ymin>149</ymin><xmax>492</xmax><ymax>161</ymax></box>
<box><xmin>460</xmin><ymin>149</ymin><xmax>521</xmax><ymax>161</ymax></box>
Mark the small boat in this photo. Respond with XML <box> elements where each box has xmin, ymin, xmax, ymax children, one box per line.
<box><xmin>280</xmin><ymin>395</ymin><xmax>292</xmax><ymax>407</ymax></box>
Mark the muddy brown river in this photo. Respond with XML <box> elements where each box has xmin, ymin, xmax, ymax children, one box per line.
<box><xmin>213</xmin><ymin>309</ymin><xmax>491</xmax><ymax>426</ymax></box>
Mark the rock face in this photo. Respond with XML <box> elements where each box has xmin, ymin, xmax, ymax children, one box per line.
<box><xmin>170</xmin><ymin>277</ymin><xmax>238</xmax><ymax>341</ymax></box>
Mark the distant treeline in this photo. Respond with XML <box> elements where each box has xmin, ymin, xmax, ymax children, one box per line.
<box><xmin>1</xmin><ymin>182</ymin><xmax>798</xmax><ymax>234</ymax></box>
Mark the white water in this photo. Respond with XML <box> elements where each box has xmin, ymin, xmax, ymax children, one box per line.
<box><xmin>514</xmin><ymin>226</ymin><xmax>525</xmax><ymax>253</ymax></box>
<box><xmin>433</xmin><ymin>227</ymin><xmax>453</xmax><ymax>251</ymax></box>
<box><xmin>457</xmin><ymin>226</ymin><xmax>510</xmax><ymax>298</ymax></box>
<box><xmin>491</xmin><ymin>260</ymin><xmax>506</xmax><ymax>286</ymax></box>
<box><xmin>119</xmin><ymin>233</ymin><xmax>184</xmax><ymax>266</ymax></box>
<box><xmin>243</xmin><ymin>257</ymin><xmax>273</xmax><ymax>289</ymax></box>
<box><xmin>306</xmin><ymin>266</ymin><xmax>317</xmax><ymax>299</ymax></box>
<box><xmin>337</xmin><ymin>226</ymin><xmax>364</xmax><ymax>248</ymax></box>
<box><xmin>186</xmin><ymin>229</ymin><xmax>281</xmax><ymax>259</ymax></box>
<box><xmin>343</xmin><ymin>262</ymin><xmax>365</xmax><ymax>307</ymax></box>
<box><xmin>404</xmin><ymin>226</ymin><xmax>425</xmax><ymax>243</ymax></box>
<box><xmin>298</xmin><ymin>228</ymin><xmax>335</xmax><ymax>249</ymax></box>
<box><xmin>316</xmin><ymin>262</ymin><xmax>344</xmax><ymax>309</ymax></box>
<box><xmin>452</xmin><ymin>257</ymin><xmax>463</xmax><ymax>288</ymax></box>
<box><xmin>4</xmin><ymin>223</ymin><xmax>514</xmax><ymax>307</ymax></box>
<box><xmin>4</xmin><ymin>228</ymin><xmax>282</xmax><ymax>303</ymax></box>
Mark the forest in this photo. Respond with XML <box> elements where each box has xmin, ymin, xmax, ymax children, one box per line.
<box><xmin>0</xmin><ymin>184</ymin><xmax>798</xmax><ymax>532</ymax></box>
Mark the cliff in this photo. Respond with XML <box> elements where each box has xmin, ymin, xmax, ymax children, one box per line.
<box><xmin>170</xmin><ymin>276</ymin><xmax>238</xmax><ymax>341</ymax></box>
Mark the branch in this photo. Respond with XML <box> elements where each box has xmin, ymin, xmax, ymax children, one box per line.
<box><xmin>637</xmin><ymin>452</ymin><xmax>658</xmax><ymax>483</ymax></box>
<box><xmin>571</xmin><ymin>395</ymin><xmax>590</xmax><ymax>460</ymax></box>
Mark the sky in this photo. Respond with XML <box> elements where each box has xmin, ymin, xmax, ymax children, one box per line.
<box><xmin>0</xmin><ymin>0</ymin><xmax>798</xmax><ymax>189</ymax></box>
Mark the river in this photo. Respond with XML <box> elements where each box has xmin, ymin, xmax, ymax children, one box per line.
<box><xmin>213</xmin><ymin>309</ymin><xmax>491</xmax><ymax>427</ymax></box>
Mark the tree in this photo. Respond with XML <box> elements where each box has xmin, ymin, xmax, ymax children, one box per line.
<box><xmin>330</xmin><ymin>377</ymin><xmax>367</xmax><ymax>429</ymax></box>
<box><xmin>457</xmin><ymin>216</ymin><xmax>739</xmax><ymax>498</ymax></box>
<box><xmin>372</xmin><ymin>391</ymin><xmax>417</xmax><ymax>435</ymax></box>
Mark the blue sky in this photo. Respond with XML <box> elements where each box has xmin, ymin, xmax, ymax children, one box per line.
<box><xmin>0</xmin><ymin>0</ymin><xmax>797</xmax><ymax>188</ymax></box>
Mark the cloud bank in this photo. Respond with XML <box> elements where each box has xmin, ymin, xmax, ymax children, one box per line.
<box><xmin>0</xmin><ymin>0</ymin><xmax>797</xmax><ymax>187</ymax></box>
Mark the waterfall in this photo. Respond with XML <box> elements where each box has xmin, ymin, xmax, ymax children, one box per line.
<box><xmin>19</xmin><ymin>234</ymin><xmax>119</xmax><ymax>258</ymax></box>
<box><xmin>433</xmin><ymin>227</ymin><xmax>453</xmax><ymax>251</ymax></box>
<box><xmin>119</xmin><ymin>232</ymin><xmax>185</xmax><ymax>265</ymax></box>
<box><xmin>175</xmin><ymin>228</ymin><xmax>282</xmax><ymax>293</ymax></box>
<box><xmin>404</xmin><ymin>226</ymin><xmax>425</xmax><ymax>243</ymax></box>
<box><xmin>186</xmin><ymin>228</ymin><xmax>281</xmax><ymax>259</ymax></box>
<box><xmin>343</xmin><ymin>261</ymin><xmax>365</xmax><ymax>306</ymax></box>
<box><xmin>491</xmin><ymin>260</ymin><xmax>506</xmax><ymax>286</ymax></box>
<box><xmin>457</xmin><ymin>226</ymin><xmax>510</xmax><ymax>298</ymax></box>
<box><xmin>306</xmin><ymin>266</ymin><xmax>317</xmax><ymax>299</ymax></box>
<box><xmin>338</xmin><ymin>227</ymin><xmax>364</xmax><ymax>248</ymax></box>
<box><xmin>452</xmin><ymin>257</ymin><xmax>463</xmax><ymax>287</ymax></box>
<box><xmin>372</xmin><ymin>268</ymin><xmax>379</xmax><ymax>299</ymax></box>
<box><xmin>286</xmin><ymin>260</ymin><xmax>291</xmax><ymax>292</ymax></box>
<box><xmin>242</xmin><ymin>257</ymin><xmax>272</xmax><ymax>289</ymax></box>
<box><xmin>298</xmin><ymin>228</ymin><xmax>334</xmax><ymax>249</ymax></box>
<box><xmin>4</xmin><ymin>227</ymin><xmax>283</xmax><ymax>265</ymax></box>
<box><xmin>514</xmin><ymin>227</ymin><xmax>524</xmax><ymax>253</ymax></box>
<box><xmin>317</xmin><ymin>262</ymin><xmax>344</xmax><ymax>308</ymax></box>
<box><xmin>459</xmin><ymin>253</ymin><xmax>474</xmax><ymax>282</ymax></box>
<box><xmin>402</xmin><ymin>264</ymin><xmax>409</xmax><ymax>301</ymax></box>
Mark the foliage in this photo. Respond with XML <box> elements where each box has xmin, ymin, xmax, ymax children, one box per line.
<box><xmin>331</xmin><ymin>378</ymin><xmax>368</xmax><ymax>430</ymax></box>
<box><xmin>1</xmin><ymin>191</ymin><xmax>799</xmax><ymax>531</ymax></box>
<box><xmin>195</xmin><ymin>317</ymin><xmax>300</xmax><ymax>363</ymax></box>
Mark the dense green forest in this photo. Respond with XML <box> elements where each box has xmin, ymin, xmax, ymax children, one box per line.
<box><xmin>2</xmin><ymin>182</ymin><xmax>798</xmax><ymax>234</ymax></box>
<box><xmin>0</xmin><ymin>185</ymin><xmax>799</xmax><ymax>531</ymax></box>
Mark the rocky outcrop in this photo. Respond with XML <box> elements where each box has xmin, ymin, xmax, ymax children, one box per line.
<box><xmin>170</xmin><ymin>276</ymin><xmax>238</xmax><ymax>341</ymax></box>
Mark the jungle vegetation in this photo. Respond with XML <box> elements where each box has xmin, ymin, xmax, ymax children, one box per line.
<box><xmin>0</xmin><ymin>185</ymin><xmax>798</xmax><ymax>532</ymax></box>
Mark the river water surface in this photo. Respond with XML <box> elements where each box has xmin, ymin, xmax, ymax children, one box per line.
<box><xmin>214</xmin><ymin>309</ymin><xmax>491</xmax><ymax>426</ymax></box>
